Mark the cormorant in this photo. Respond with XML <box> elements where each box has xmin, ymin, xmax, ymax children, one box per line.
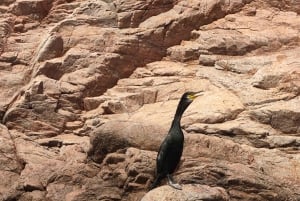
<box><xmin>150</xmin><ymin>91</ymin><xmax>204</xmax><ymax>190</ymax></box>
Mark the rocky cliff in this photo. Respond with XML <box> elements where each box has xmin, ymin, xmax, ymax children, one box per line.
<box><xmin>0</xmin><ymin>0</ymin><xmax>299</xmax><ymax>200</ymax></box>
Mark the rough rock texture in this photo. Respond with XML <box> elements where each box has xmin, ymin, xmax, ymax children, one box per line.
<box><xmin>141</xmin><ymin>185</ymin><xmax>229</xmax><ymax>201</ymax></box>
<box><xmin>0</xmin><ymin>0</ymin><xmax>300</xmax><ymax>200</ymax></box>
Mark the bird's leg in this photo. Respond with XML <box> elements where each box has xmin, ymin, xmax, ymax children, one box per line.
<box><xmin>167</xmin><ymin>174</ymin><xmax>182</xmax><ymax>190</ymax></box>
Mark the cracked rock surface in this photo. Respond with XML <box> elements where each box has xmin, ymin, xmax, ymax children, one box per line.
<box><xmin>0</xmin><ymin>0</ymin><xmax>299</xmax><ymax>200</ymax></box>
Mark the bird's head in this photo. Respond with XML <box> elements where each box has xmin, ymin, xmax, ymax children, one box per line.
<box><xmin>182</xmin><ymin>91</ymin><xmax>204</xmax><ymax>103</ymax></box>
<box><xmin>174</xmin><ymin>91</ymin><xmax>205</xmax><ymax>117</ymax></box>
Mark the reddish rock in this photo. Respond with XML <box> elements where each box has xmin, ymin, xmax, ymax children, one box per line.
<box><xmin>35</xmin><ymin>33</ymin><xmax>64</xmax><ymax>62</ymax></box>
<box><xmin>142</xmin><ymin>185</ymin><xmax>229</xmax><ymax>201</ymax></box>
<box><xmin>0</xmin><ymin>0</ymin><xmax>300</xmax><ymax>200</ymax></box>
<box><xmin>10</xmin><ymin>0</ymin><xmax>53</xmax><ymax>20</ymax></box>
<box><xmin>249</xmin><ymin>97</ymin><xmax>300</xmax><ymax>134</ymax></box>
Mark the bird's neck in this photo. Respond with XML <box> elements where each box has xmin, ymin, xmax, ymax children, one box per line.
<box><xmin>171</xmin><ymin>101</ymin><xmax>189</xmax><ymax>128</ymax></box>
<box><xmin>171</xmin><ymin>117</ymin><xmax>182</xmax><ymax>130</ymax></box>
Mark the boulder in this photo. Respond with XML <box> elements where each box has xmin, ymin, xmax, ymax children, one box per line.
<box><xmin>142</xmin><ymin>185</ymin><xmax>229</xmax><ymax>201</ymax></box>
<box><xmin>10</xmin><ymin>0</ymin><xmax>53</xmax><ymax>20</ymax></box>
<box><xmin>249</xmin><ymin>97</ymin><xmax>300</xmax><ymax>134</ymax></box>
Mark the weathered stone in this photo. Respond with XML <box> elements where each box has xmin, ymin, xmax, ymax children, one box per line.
<box><xmin>15</xmin><ymin>137</ymin><xmax>59</xmax><ymax>164</ymax></box>
<box><xmin>266</xmin><ymin>135</ymin><xmax>300</xmax><ymax>149</ymax></box>
<box><xmin>115</xmin><ymin>0</ymin><xmax>175</xmax><ymax>28</ymax></box>
<box><xmin>0</xmin><ymin>170</ymin><xmax>22</xmax><ymax>201</ymax></box>
<box><xmin>249</xmin><ymin>97</ymin><xmax>300</xmax><ymax>134</ymax></box>
<box><xmin>215</xmin><ymin>55</ymin><xmax>274</xmax><ymax>74</ymax></box>
<box><xmin>251</xmin><ymin>50</ymin><xmax>300</xmax><ymax>94</ymax></box>
<box><xmin>88</xmin><ymin>120</ymin><xmax>166</xmax><ymax>163</ymax></box>
<box><xmin>185</xmin><ymin>117</ymin><xmax>278</xmax><ymax>146</ymax></box>
<box><xmin>182</xmin><ymin>89</ymin><xmax>245</xmax><ymax>124</ymax></box>
<box><xmin>10</xmin><ymin>0</ymin><xmax>53</xmax><ymax>20</ymax></box>
<box><xmin>0</xmin><ymin>125</ymin><xmax>23</xmax><ymax>200</ymax></box>
<box><xmin>1</xmin><ymin>0</ymin><xmax>300</xmax><ymax>200</ymax></box>
<box><xmin>196</xmin><ymin>66</ymin><xmax>295</xmax><ymax>106</ymax></box>
<box><xmin>19</xmin><ymin>190</ymin><xmax>46</xmax><ymax>201</ymax></box>
<box><xmin>146</xmin><ymin>61</ymin><xmax>197</xmax><ymax>77</ymax></box>
<box><xmin>0</xmin><ymin>51</ymin><xmax>18</xmax><ymax>62</ymax></box>
<box><xmin>83</xmin><ymin>96</ymin><xmax>105</xmax><ymax>111</ymax></box>
<box><xmin>268</xmin><ymin>0</ymin><xmax>300</xmax><ymax>13</ymax></box>
<box><xmin>142</xmin><ymin>185</ymin><xmax>229</xmax><ymax>201</ymax></box>
<box><xmin>65</xmin><ymin>121</ymin><xmax>83</xmax><ymax>130</ymax></box>
<box><xmin>167</xmin><ymin>41</ymin><xmax>202</xmax><ymax>62</ymax></box>
<box><xmin>24</xmin><ymin>177</ymin><xmax>44</xmax><ymax>191</ymax></box>
<box><xmin>35</xmin><ymin>33</ymin><xmax>64</xmax><ymax>62</ymax></box>
<box><xmin>180</xmin><ymin>134</ymin><xmax>300</xmax><ymax>200</ymax></box>
<box><xmin>0</xmin><ymin>124</ymin><xmax>23</xmax><ymax>172</ymax></box>
<box><xmin>199</xmin><ymin>54</ymin><xmax>218</xmax><ymax>66</ymax></box>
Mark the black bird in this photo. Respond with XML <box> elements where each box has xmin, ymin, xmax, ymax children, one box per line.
<box><xmin>150</xmin><ymin>91</ymin><xmax>204</xmax><ymax>190</ymax></box>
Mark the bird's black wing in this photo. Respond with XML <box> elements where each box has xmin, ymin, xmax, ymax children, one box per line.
<box><xmin>156</xmin><ymin>134</ymin><xmax>172</xmax><ymax>175</ymax></box>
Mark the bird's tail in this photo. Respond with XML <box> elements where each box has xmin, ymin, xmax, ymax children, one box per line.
<box><xmin>149</xmin><ymin>175</ymin><xmax>163</xmax><ymax>191</ymax></box>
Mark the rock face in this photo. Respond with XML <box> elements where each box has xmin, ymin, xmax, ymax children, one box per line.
<box><xmin>0</xmin><ymin>0</ymin><xmax>300</xmax><ymax>200</ymax></box>
<box><xmin>141</xmin><ymin>185</ymin><xmax>230</xmax><ymax>201</ymax></box>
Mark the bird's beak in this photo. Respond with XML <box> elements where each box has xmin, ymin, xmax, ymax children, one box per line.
<box><xmin>193</xmin><ymin>91</ymin><xmax>204</xmax><ymax>97</ymax></box>
<box><xmin>188</xmin><ymin>91</ymin><xmax>204</xmax><ymax>100</ymax></box>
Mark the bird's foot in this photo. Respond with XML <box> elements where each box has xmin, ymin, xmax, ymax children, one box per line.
<box><xmin>168</xmin><ymin>182</ymin><xmax>182</xmax><ymax>190</ymax></box>
<box><xmin>167</xmin><ymin>174</ymin><xmax>182</xmax><ymax>190</ymax></box>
